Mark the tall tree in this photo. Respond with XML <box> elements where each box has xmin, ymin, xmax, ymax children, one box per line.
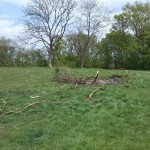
<box><xmin>66</xmin><ymin>32</ymin><xmax>97</xmax><ymax>67</ymax></box>
<box><xmin>123</xmin><ymin>1</ymin><xmax>150</xmax><ymax>41</ymax></box>
<box><xmin>22</xmin><ymin>0</ymin><xmax>76</xmax><ymax>68</ymax></box>
<box><xmin>100</xmin><ymin>31</ymin><xmax>140</xmax><ymax>69</ymax></box>
<box><xmin>75</xmin><ymin>0</ymin><xmax>111</xmax><ymax>68</ymax></box>
<box><xmin>113</xmin><ymin>1</ymin><xmax>150</xmax><ymax>69</ymax></box>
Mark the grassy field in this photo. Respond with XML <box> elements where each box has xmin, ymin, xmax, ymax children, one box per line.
<box><xmin>0</xmin><ymin>67</ymin><xmax>150</xmax><ymax>150</ymax></box>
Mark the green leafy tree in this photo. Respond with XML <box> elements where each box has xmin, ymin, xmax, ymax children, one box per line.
<box><xmin>0</xmin><ymin>37</ymin><xmax>17</xmax><ymax>67</ymax></box>
<box><xmin>66</xmin><ymin>32</ymin><xmax>97</xmax><ymax>67</ymax></box>
<box><xmin>101</xmin><ymin>1</ymin><xmax>150</xmax><ymax>69</ymax></box>
<box><xmin>101</xmin><ymin>31</ymin><xmax>140</xmax><ymax>69</ymax></box>
<box><xmin>120</xmin><ymin>1</ymin><xmax>150</xmax><ymax>69</ymax></box>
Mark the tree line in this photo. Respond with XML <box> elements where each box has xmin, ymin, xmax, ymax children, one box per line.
<box><xmin>1</xmin><ymin>0</ymin><xmax>150</xmax><ymax>69</ymax></box>
<box><xmin>0</xmin><ymin>37</ymin><xmax>47</xmax><ymax>67</ymax></box>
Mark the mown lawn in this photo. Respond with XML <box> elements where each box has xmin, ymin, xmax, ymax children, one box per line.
<box><xmin>0</xmin><ymin>67</ymin><xmax>150</xmax><ymax>150</ymax></box>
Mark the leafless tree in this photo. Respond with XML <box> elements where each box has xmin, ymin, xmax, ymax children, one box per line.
<box><xmin>76</xmin><ymin>0</ymin><xmax>111</xmax><ymax>68</ymax></box>
<box><xmin>22</xmin><ymin>0</ymin><xmax>76</xmax><ymax>68</ymax></box>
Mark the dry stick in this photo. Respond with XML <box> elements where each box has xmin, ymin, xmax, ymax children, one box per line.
<box><xmin>1</xmin><ymin>96</ymin><xmax>69</xmax><ymax>116</ymax></box>
<box><xmin>0</xmin><ymin>99</ymin><xmax>14</xmax><ymax>117</ymax></box>
<box><xmin>20</xmin><ymin>102</ymin><xmax>44</xmax><ymax>112</ymax></box>
<box><xmin>30</xmin><ymin>96</ymin><xmax>48</xmax><ymax>102</ymax></box>
<box><xmin>1</xmin><ymin>111</ymin><xmax>15</xmax><ymax>117</ymax></box>
<box><xmin>1</xmin><ymin>99</ymin><xmax>6</xmax><ymax>108</ymax></box>
<box><xmin>91</xmin><ymin>71</ymin><xmax>99</xmax><ymax>85</ymax></box>
<box><xmin>1</xmin><ymin>96</ymin><xmax>49</xmax><ymax>116</ymax></box>
<box><xmin>87</xmin><ymin>87</ymin><xmax>100</xmax><ymax>101</ymax></box>
<box><xmin>20</xmin><ymin>96</ymin><xmax>48</xmax><ymax>112</ymax></box>
<box><xmin>87</xmin><ymin>87</ymin><xmax>105</xmax><ymax>101</ymax></box>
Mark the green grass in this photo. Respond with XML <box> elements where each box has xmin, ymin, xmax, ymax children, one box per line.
<box><xmin>0</xmin><ymin>67</ymin><xmax>150</xmax><ymax>150</ymax></box>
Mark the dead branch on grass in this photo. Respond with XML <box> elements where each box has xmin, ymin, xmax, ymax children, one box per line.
<box><xmin>1</xmin><ymin>99</ymin><xmax>6</xmax><ymax>108</ymax></box>
<box><xmin>86</xmin><ymin>87</ymin><xmax>105</xmax><ymax>101</ymax></box>
<box><xmin>1</xmin><ymin>96</ymin><xmax>70</xmax><ymax>117</ymax></box>
<box><xmin>1</xmin><ymin>111</ymin><xmax>15</xmax><ymax>117</ymax></box>
<box><xmin>91</xmin><ymin>71</ymin><xmax>99</xmax><ymax>85</ymax></box>
<box><xmin>30</xmin><ymin>96</ymin><xmax>48</xmax><ymax>101</ymax></box>
<box><xmin>20</xmin><ymin>95</ymin><xmax>49</xmax><ymax>112</ymax></box>
<box><xmin>1</xmin><ymin>96</ymin><xmax>49</xmax><ymax>116</ymax></box>
<box><xmin>20</xmin><ymin>101</ymin><xmax>45</xmax><ymax>112</ymax></box>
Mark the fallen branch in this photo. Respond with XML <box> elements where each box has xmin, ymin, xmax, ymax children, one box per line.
<box><xmin>1</xmin><ymin>99</ymin><xmax>6</xmax><ymax>108</ymax></box>
<box><xmin>20</xmin><ymin>96</ymin><xmax>69</xmax><ymax>112</ymax></box>
<box><xmin>30</xmin><ymin>96</ymin><xmax>48</xmax><ymax>102</ymax></box>
<box><xmin>1</xmin><ymin>111</ymin><xmax>15</xmax><ymax>117</ymax></box>
<box><xmin>86</xmin><ymin>87</ymin><xmax>105</xmax><ymax>101</ymax></box>
<box><xmin>0</xmin><ymin>96</ymin><xmax>70</xmax><ymax>116</ymax></box>
<box><xmin>20</xmin><ymin>101</ymin><xmax>45</xmax><ymax>112</ymax></box>
<box><xmin>0</xmin><ymin>99</ymin><xmax>10</xmax><ymax>117</ymax></box>
<box><xmin>1</xmin><ymin>101</ymin><xmax>46</xmax><ymax>116</ymax></box>
<box><xmin>91</xmin><ymin>71</ymin><xmax>99</xmax><ymax>85</ymax></box>
<box><xmin>20</xmin><ymin>96</ymin><xmax>49</xmax><ymax>112</ymax></box>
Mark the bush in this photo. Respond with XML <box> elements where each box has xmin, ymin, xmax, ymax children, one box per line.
<box><xmin>54</xmin><ymin>67</ymin><xmax>73</xmax><ymax>82</ymax></box>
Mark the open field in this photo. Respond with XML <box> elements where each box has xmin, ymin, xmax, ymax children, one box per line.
<box><xmin>0</xmin><ymin>67</ymin><xmax>150</xmax><ymax>150</ymax></box>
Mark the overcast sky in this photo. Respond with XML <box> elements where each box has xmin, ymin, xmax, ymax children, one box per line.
<box><xmin>0</xmin><ymin>0</ymin><xmax>148</xmax><ymax>40</ymax></box>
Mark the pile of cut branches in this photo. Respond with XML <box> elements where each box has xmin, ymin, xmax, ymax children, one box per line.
<box><xmin>54</xmin><ymin>67</ymin><xmax>129</xmax><ymax>85</ymax></box>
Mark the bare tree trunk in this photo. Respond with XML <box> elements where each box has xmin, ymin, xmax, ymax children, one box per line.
<box><xmin>81</xmin><ymin>58</ymin><xmax>84</xmax><ymax>68</ymax></box>
<box><xmin>48</xmin><ymin>50</ymin><xmax>52</xmax><ymax>68</ymax></box>
<box><xmin>48</xmin><ymin>57</ymin><xmax>52</xmax><ymax>68</ymax></box>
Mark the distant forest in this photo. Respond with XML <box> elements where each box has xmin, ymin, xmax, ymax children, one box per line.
<box><xmin>0</xmin><ymin>0</ymin><xmax>150</xmax><ymax>69</ymax></box>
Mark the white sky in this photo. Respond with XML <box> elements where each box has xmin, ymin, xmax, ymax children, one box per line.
<box><xmin>0</xmin><ymin>0</ymin><xmax>148</xmax><ymax>40</ymax></box>
<box><xmin>0</xmin><ymin>0</ymin><xmax>29</xmax><ymax>6</ymax></box>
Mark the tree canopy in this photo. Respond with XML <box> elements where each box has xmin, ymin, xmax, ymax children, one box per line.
<box><xmin>1</xmin><ymin>1</ymin><xmax>150</xmax><ymax>69</ymax></box>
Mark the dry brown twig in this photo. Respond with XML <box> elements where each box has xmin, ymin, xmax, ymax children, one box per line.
<box><xmin>1</xmin><ymin>96</ymin><xmax>49</xmax><ymax>116</ymax></box>
<box><xmin>1</xmin><ymin>99</ymin><xmax>6</xmax><ymax>108</ymax></box>
<box><xmin>30</xmin><ymin>96</ymin><xmax>48</xmax><ymax>101</ymax></box>
<box><xmin>0</xmin><ymin>99</ymin><xmax>10</xmax><ymax>117</ymax></box>
<box><xmin>20</xmin><ymin>96</ymin><xmax>48</xmax><ymax>112</ymax></box>
<box><xmin>1</xmin><ymin>111</ymin><xmax>15</xmax><ymax>117</ymax></box>
<box><xmin>20</xmin><ymin>102</ymin><xmax>44</xmax><ymax>112</ymax></box>
<box><xmin>91</xmin><ymin>71</ymin><xmax>99</xmax><ymax>85</ymax></box>
<box><xmin>0</xmin><ymin>100</ymin><xmax>14</xmax><ymax>117</ymax></box>
<box><xmin>86</xmin><ymin>87</ymin><xmax>105</xmax><ymax>101</ymax></box>
<box><xmin>1</xmin><ymin>96</ymin><xmax>70</xmax><ymax>116</ymax></box>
